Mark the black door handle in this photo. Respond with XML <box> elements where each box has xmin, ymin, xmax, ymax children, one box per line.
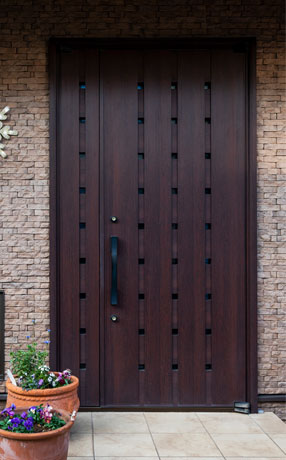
<box><xmin>110</xmin><ymin>236</ymin><xmax>118</xmax><ymax>305</ymax></box>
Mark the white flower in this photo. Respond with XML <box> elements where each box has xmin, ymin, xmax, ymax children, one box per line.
<box><xmin>52</xmin><ymin>381</ymin><xmax>56</xmax><ymax>387</ymax></box>
<box><xmin>50</xmin><ymin>373</ymin><xmax>55</xmax><ymax>378</ymax></box>
<box><xmin>48</xmin><ymin>376</ymin><xmax>52</xmax><ymax>383</ymax></box>
<box><xmin>0</xmin><ymin>107</ymin><xmax>18</xmax><ymax>159</ymax></box>
<box><xmin>39</xmin><ymin>365</ymin><xmax>49</xmax><ymax>372</ymax></box>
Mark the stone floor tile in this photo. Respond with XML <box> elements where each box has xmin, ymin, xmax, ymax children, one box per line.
<box><xmin>269</xmin><ymin>434</ymin><xmax>286</xmax><ymax>454</ymax></box>
<box><xmin>92</xmin><ymin>412</ymin><xmax>148</xmax><ymax>433</ymax></box>
<box><xmin>145</xmin><ymin>412</ymin><xmax>206</xmax><ymax>433</ymax></box>
<box><xmin>197</xmin><ymin>412</ymin><xmax>263</xmax><ymax>434</ymax></box>
<box><xmin>250</xmin><ymin>413</ymin><xmax>286</xmax><ymax>434</ymax></box>
<box><xmin>225</xmin><ymin>458</ymin><xmax>286</xmax><ymax>460</ymax></box>
<box><xmin>94</xmin><ymin>433</ymin><xmax>157</xmax><ymax>457</ymax></box>
<box><xmin>68</xmin><ymin>432</ymin><xmax>94</xmax><ymax>457</ymax></box>
<box><xmin>67</xmin><ymin>411</ymin><xmax>285</xmax><ymax>459</ymax></box>
<box><xmin>160</xmin><ymin>458</ymin><xmax>222</xmax><ymax>460</ymax></box>
<box><xmin>212</xmin><ymin>433</ymin><xmax>285</xmax><ymax>457</ymax></box>
<box><xmin>72</xmin><ymin>412</ymin><xmax>93</xmax><ymax>433</ymax></box>
<box><xmin>152</xmin><ymin>433</ymin><xmax>221</xmax><ymax>457</ymax></box>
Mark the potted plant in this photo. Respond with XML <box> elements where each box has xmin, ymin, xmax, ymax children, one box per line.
<box><xmin>6</xmin><ymin>342</ymin><xmax>79</xmax><ymax>414</ymax></box>
<box><xmin>0</xmin><ymin>403</ymin><xmax>75</xmax><ymax>460</ymax></box>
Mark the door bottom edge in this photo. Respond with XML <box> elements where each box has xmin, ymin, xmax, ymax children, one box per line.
<box><xmin>79</xmin><ymin>404</ymin><xmax>234</xmax><ymax>412</ymax></box>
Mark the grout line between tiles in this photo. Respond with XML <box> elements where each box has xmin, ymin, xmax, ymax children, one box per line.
<box><xmin>143</xmin><ymin>412</ymin><xmax>160</xmax><ymax>459</ymax></box>
<box><xmin>91</xmin><ymin>412</ymin><xmax>96</xmax><ymax>459</ymax></box>
<box><xmin>196</xmin><ymin>412</ymin><xmax>227</xmax><ymax>459</ymax></box>
<box><xmin>193</xmin><ymin>411</ymin><xmax>209</xmax><ymax>432</ymax></box>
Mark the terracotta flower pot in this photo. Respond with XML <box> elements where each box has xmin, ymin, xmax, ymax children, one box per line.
<box><xmin>0</xmin><ymin>408</ymin><xmax>73</xmax><ymax>460</ymax></box>
<box><xmin>6</xmin><ymin>374</ymin><xmax>80</xmax><ymax>414</ymax></box>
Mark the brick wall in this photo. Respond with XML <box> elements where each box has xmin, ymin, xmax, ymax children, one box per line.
<box><xmin>0</xmin><ymin>0</ymin><xmax>285</xmax><ymax>417</ymax></box>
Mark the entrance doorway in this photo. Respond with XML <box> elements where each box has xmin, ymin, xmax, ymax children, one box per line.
<box><xmin>50</xmin><ymin>40</ymin><xmax>257</xmax><ymax>409</ymax></box>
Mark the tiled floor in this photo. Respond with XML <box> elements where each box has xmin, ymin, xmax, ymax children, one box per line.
<box><xmin>68</xmin><ymin>411</ymin><xmax>286</xmax><ymax>459</ymax></box>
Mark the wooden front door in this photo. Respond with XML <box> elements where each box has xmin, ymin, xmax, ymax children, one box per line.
<box><xmin>51</xmin><ymin>42</ymin><xmax>256</xmax><ymax>408</ymax></box>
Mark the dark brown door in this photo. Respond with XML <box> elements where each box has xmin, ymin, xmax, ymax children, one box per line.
<box><xmin>55</xmin><ymin>45</ymin><xmax>251</xmax><ymax>408</ymax></box>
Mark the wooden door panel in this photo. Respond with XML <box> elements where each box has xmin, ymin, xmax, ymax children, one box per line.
<box><xmin>58</xmin><ymin>49</ymin><xmax>80</xmax><ymax>380</ymax></box>
<box><xmin>84</xmin><ymin>49</ymin><xmax>100</xmax><ymax>406</ymax></box>
<box><xmin>58</xmin><ymin>48</ymin><xmax>100</xmax><ymax>406</ymax></box>
<box><xmin>101</xmin><ymin>51</ymin><xmax>140</xmax><ymax>405</ymax></box>
<box><xmin>177</xmin><ymin>51</ymin><xmax>210</xmax><ymax>405</ymax></box>
<box><xmin>144</xmin><ymin>51</ymin><xmax>175</xmax><ymax>405</ymax></box>
<box><xmin>211</xmin><ymin>50</ymin><xmax>246</xmax><ymax>403</ymax></box>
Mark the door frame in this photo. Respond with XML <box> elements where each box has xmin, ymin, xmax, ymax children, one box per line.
<box><xmin>49</xmin><ymin>37</ymin><xmax>257</xmax><ymax>411</ymax></box>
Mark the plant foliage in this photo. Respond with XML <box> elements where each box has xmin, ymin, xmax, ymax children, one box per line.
<box><xmin>0</xmin><ymin>404</ymin><xmax>66</xmax><ymax>434</ymax></box>
<box><xmin>10</xmin><ymin>342</ymin><xmax>72</xmax><ymax>390</ymax></box>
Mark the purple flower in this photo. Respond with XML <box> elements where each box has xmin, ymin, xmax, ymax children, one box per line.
<box><xmin>38</xmin><ymin>379</ymin><xmax>44</xmax><ymax>388</ymax></box>
<box><xmin>21</xmin><ymin>412</ymin><xmax>27</xmax><ymax>419</ymax></box>
<box><xmin>24</xmin><ymin>418</ymin><xmax>33</xmax><ymax>431</ymax></box>
<box><xmin>2</xmin><ymin>405</ymin><xmax>16</xmax><ymax>418</ymax></box>
<box><xmin>10</xmin><ymin>417</ymin><xmax>21</xmax><ymax>428</ymax></box>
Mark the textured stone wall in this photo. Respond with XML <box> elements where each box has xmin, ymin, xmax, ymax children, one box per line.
<box><xmin>0</xmin><ymin>0</ymin><xmax>285</xmax><ymax>417</ymax></box>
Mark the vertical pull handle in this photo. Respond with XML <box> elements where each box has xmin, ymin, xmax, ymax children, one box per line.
<box><xmin>110</xmin><ymin>236</ymin><xmax>118</xmax><ymax>305</ymax></box>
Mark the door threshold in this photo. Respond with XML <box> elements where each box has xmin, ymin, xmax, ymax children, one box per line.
<box><xmin>79</xmin><ymin>405</ymin><xmax>234</xmax><ymax>412</ymax></box>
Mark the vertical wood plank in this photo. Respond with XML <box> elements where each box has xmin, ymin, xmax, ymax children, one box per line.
<box><xmin>58</xmin><ymin>49</ymin><xmax>80</xmax><ymax>377</ymax></box>
<box><xmin>144</xmin><ymin>51</ymin><xmax>174</xmax><ymax>405</ymax></box>
<box><xmin>84</xmin><ymin>48</ymin><xmax>100</xmax><ymax>406</ymax></box>
<box><xmin>101</xmin><ymin>50</ymin><xmax>140</xmax><ymax>405</ymax></box>
<box><xmin>78</xmin><ymin>51</ymin><xmax>87</xmax><ymax>404</ymax></box>
<box><xmin>211</xmin><ymin>50</ymin><xmax>246</xmax><ymax>403</ymax></box>
<box><xmin>178</xmin><ymin>51</ymin><xmax>210</xmax><ymax>404</ymax></box>
<box><xmin>247</xmin><ymin>40</ymin><xmax>258</xmax><ymax>412</ymax></box>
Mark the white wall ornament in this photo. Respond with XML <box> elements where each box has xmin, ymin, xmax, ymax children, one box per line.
<box><xmin>0</xmin><ymin>106</ymin><xmax>18</xmax><ymax>158</ymax></box>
